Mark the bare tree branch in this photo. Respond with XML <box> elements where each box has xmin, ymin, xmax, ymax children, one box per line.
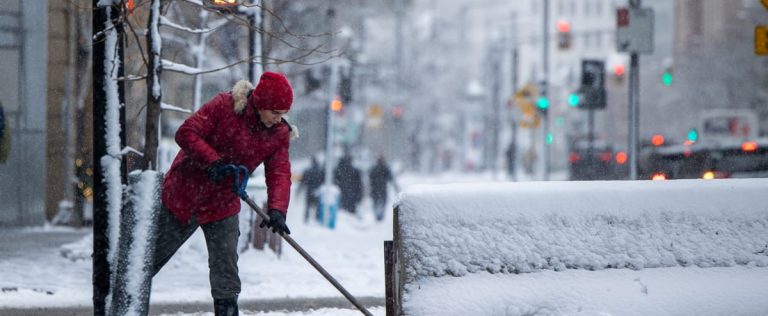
<box><xmin>159</xmin><ymin>15</ymin><xmax>228</xmax><ymax>34</ymax></box>
<box><xmin>162</xmin><ymin>44</ymin><xmax>334</xmax><ymax>76</ymax></box>
<box><xmin>124</xmin><ymin>14</ymin><xmax>150</xmax><ymax>68</ymax></box>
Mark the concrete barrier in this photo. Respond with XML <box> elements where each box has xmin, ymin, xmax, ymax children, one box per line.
<box><xmin>386</xmin><ymin>178</ymin><xmax>768</xmax><ymax>315</ymax></box>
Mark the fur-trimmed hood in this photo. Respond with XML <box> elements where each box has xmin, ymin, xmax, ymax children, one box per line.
<box><xmin>232</xmin><ymin>80</ymin><xmax>253</xmax><ymax>115</ymax></box>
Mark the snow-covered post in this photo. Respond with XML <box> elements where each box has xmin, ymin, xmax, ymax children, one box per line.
<box><xmin>109</xmin><ymin>171</ymin><xmax>162</xmax><ymax>316</ymax></box>
<box><xmin>92</xmin><ymin>0</ymin><xmax>127</xmax><ymax>314</ymax></box>
<box><xmin>143</xmin><ymin>0</ymin><xmax>162</xmax><ymax>171</ymax></box>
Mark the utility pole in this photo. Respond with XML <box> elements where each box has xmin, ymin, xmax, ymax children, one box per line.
<box><xmin>320</xmin><ymin>6</ymin><xmax>339</xmax><ymax>227</ymax></box>
<box><xmin>510</xmin><ymin>13</ymin><xmax>519</xmax><ymax>181</ymax></box>
<box><xmin>489</xmin><ymin>44</ymin><xmax>501</xmax><ymax>178</ymax></box>
<box><xmin>246</xmin><ymin>1</ymin><xmax>263</xmax><ymax>82</ymax></box>
<box><xmin>542</xmin><ymin>0</ymin><xmax>550</xmax><ymax>180</ymax></box>
<box><xmin>628</xmin><ymin>0</ymin><xmax>641</xmax><ymax>180</ymax></box>
<box><xmin>617</xmin><ymin>0</ymin><xmax>652</xmax><ymax>179</ymax></box>
<box><xmin>394</xmin><ymin>0</ymin><xmax>404</xmax><ymax>84</ymax></box>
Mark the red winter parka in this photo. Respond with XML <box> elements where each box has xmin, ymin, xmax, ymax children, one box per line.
<box><xmin>162</xmin><ymin>74</ymin><xmax>293</xmax><ymax>225</ymax></box>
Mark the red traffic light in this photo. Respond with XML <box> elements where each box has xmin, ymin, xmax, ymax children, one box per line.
<box><xmin>651</xmin><ymin>134</ymin><xmax>665</xmax><ymax>147</ymax></box>
<box><xmin>557</xmin><ymin>20</ymin><xmax>571</xmax><ymax>33</ymax></box>
<box><xmin>392</xmin><ymin>105</ymin><xmax>404</xmax><ymax>119</ymax></box>
<box><xmin>617</xmin><ymin>8</ymin><xmax>629</xmax><ymax>27</ymax></box>
<box><xmin>615</xmin><ymin>151</ymin><xmax>627</xmax><ymax>165</ymax></box>
<box><xmin>613</xmin><ymin>64</ymin><xmax>625</xmax><ymax>77</ymax></box>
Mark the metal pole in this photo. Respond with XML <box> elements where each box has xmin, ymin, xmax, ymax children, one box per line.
<box><xmin>322</xmin><ymin>7</ymin><xmax>338</xmax><ymax>223</ymax></box>
<box><xmin>542</xmin><ymin>0</ymin><xmax>550</xmax><ymax>181</ymax></box>
<box><xmin>247</xmin><ymin>1</ymin><xmax>263</xmax><ymax>82</ymax></box>
<box><xmin>394</xmin><ymin>0</ymin><xmax>404</xmax><ymax>84</ymax></box>
<box><xmin>490</xmin><ymin>48</ymin><xmax>501</xmax><ymax>179</ymax></box>
<box><xmin>92</xmin><ymin>3</ymin><xmax>109</xmax><ymax>313</ymax></box>
<box><xmin>588</xmin><ymin>108</ymin><xmax>595</xmax><ymax>149</ymax></box>
<box><xmin>628</xmin><ymin>0</ymin><xmax>641</xmax><ymax>180</ymax></box>
<box><xmin>241</xmin><ymin>196</ymin><xmax>373</xmax><ymax>316</ymax></box>
<box><xmin>248</xmin><ymin>14</ymin><xmax>256</xmax><ymax>83</ymax></box>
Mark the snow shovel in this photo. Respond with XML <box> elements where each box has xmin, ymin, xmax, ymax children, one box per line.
<box><xmin>223</xmin><ymin>165</ymin><xmax>373</xmax><ymax>316</ymax></box>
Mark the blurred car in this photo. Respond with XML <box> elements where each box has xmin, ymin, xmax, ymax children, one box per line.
<box><xmin>568</xmin><ymin>140</ymin><xmax>625</xmax><ymax>181</ymax></box>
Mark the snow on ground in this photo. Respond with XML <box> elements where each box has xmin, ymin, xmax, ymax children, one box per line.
<box><xmin>157</xmin><ymin>306</ymin><xmax>385</xmax><ymax>316</ymax></box>
<box><xmin>0</xmin><ymin>196</ymin><xmax>392</xmax><ymax>308</ymax></box>
<box><xmin>1</xmin><ymin>171</ymin><xmax>503</xmax><ymax>311</ymax></box>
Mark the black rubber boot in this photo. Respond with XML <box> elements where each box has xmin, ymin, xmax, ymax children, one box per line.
<box><xmin>213</xmin><ymin>297</ymin><xmax>239</xmax><ymax>316</ymax></box>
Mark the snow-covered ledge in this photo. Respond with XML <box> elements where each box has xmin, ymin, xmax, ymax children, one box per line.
<box><xmin>391</xmin><ymin>179</ymin><xmax>768</xmax><ymax>316</ymax></box>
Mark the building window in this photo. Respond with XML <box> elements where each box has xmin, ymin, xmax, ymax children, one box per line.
<box><xmin>571</xmin><ymin>0</ymin><xmax>577</xmax><ymax>16</ymax></box>
<box><xmin>596</xmin><ymin>0</ymin><xmax>603</xmax><ymax>16</ymax></box>
<box><xmin>584</xmin><ymin>0</ymin><xmax>591</xmax><ymax>16</ymax></box>
<box><xmin>596</xmin><ymin>32</ymin><xmax>602</xmax><ymax>49</ymax></box>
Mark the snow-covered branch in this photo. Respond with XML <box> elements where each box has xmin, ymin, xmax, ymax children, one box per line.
<box><xmin>161</xmin><ymin>102</ymin><xmax>193</xmax><ymax>114</ymax></box>
<box><xmin>162</xmin><ymin>44</ymin><xmax>331</xmax><ymax>76</ymax></box>
<box><xmin>161</xmin><ymin>59</ymin><xmax>202</xmax><ymax>75</ymax></box>
<box><xmin>159</xmin><ymin>16</ymin><xmax>228</xmax><ymax>34</ymax></box>
<box><xmin>121</xmin><ymin>146</ymin><xmax>144</xmax><ymax>157</ymax></box>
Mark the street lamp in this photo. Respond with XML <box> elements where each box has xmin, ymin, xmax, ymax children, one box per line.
<box><xmin>205</xmin><ymin>0</ymin><xmax>238</xmax><ymax>9</ymax></box>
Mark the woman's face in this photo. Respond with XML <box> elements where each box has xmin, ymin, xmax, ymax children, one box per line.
<box><xmin>258</xmin><ymin>109</ymin><xmax>289</xmax><ymax>128</ymax></box>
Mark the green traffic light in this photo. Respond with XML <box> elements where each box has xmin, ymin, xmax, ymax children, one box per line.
<box><xmin>537</xmin><ymin>97</ymin><xmax>550</xmax><ymax>111</ymax></box>
<box><xmin>546</xmin><ymin>133</ymin><xmax>554</xmax><ymax>144</ymax></box>
<box><xmin>687</xmin><ymin>128</ymin><xmax>698</xmax><ymax>142</ymax></box>
<box><xmin>662</xmin><ymin>72</ymin><xmax>673</xmax><ymax>87</ymax></box>
<box><xmin>568</xmin><ymin>94</ymin><xmax>580</xmax><ymax>107</ymax></box>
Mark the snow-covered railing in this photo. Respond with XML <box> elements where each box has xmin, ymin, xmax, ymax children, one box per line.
<box><xmin>387</xmin><ymin>179</ymin><xmax>768</xmax><ymax>316</ymax></box>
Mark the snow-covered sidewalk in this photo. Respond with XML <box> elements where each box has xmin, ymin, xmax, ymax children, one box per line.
<box><xmin>0</xmin><ymin>171</ymin><xmax>538</xmax><ymax>315</ymax></box>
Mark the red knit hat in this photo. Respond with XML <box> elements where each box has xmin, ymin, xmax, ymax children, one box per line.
<box><xmin>251</xmin><ymin>72</ymin><xmax>294</xmax><ymax>111</ymax></box>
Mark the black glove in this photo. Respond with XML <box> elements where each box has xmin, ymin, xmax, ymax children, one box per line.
<box><xmin>207</xmin><ymin>160</ymin><xmax>227</xmax><ymax>183</ymax></box>
<box><xmin>260</xmin><ymin>209</ymin><xmax>291</xmax><ymax>235</ymax></box>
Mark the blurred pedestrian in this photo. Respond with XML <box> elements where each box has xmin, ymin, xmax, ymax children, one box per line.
<box><xmin>297</xmin><ymin>156</ymin><xmax>324</xmax><ymax>223</ymax></box>
<box><xmin>333</xmin><ymin>153</ymin><xmax>363</xmax><ymax>215</ymax></box>
<box><xmin>505</xmin><ymin>142</ymin><xmax>516</xmax><ymax>180</ymax></box>
<box><xmin>368</xmin><ymin>155</ymin><xmax>399</xmax><ymax>221</ymax></box>
<box><xmin>0</xmin><ymin>102</ymin><xmax>9</xmax><ymax>164</ymax></box>
<box><xmin>156</xmin><ymin>72</ymin><xmax>296</xmax><ymax>315</ymax></box>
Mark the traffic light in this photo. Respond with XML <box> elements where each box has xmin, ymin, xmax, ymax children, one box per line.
<box><xmin>755</xmin><ymin>25</ymin><xmax>768</xmax><ymax>56</ymax></box>
<box><xmin>613</xmin><ymin>63</ymin><xmax>625</xmax><ymax>80</ymax></box>
<box><xmin>536</xmin><ymin>96</ymin><xmax>550</xmax><ymax>112</ymax></box>
<box><xmin>330</xmin><ymin>97</ymin><xmax>342</xmax><ymax>112</ymax></box>
<box><xmin>579</xmin><ymin>59</ymin><xmax>606</xmax><ymax>110</ymax></box>
<box><xmin>556</xmin><ymin>20</ymin><xmax>572</xmax><ymax>50</ymax></box>
<box><xmin>687</xmin><ymin>128</ymin><xmax>698</xmax><ymax>142</ymax></box>
<box><xmin>662</xmin><ymin>67</ymin><xmax>673</xmax><ymax>87</ymax></box>
<box><xmin>567</xmin><ymin>93</ymin><xmax>580</xmax><ymax>107</ymax></box>
<box><xmin>339</xmin><ymin>69</ymin><xmax>353</xmax><ymax>104</ymax></box>
<box><xmin>392</xmin><ymin>105</ymin><xmax>404</xmax><ymax>119</ymax></box>
<box><xmin>651</xmin><ymin>134</ymin><xmax>665</xmax><ymax>147</ymax></box>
